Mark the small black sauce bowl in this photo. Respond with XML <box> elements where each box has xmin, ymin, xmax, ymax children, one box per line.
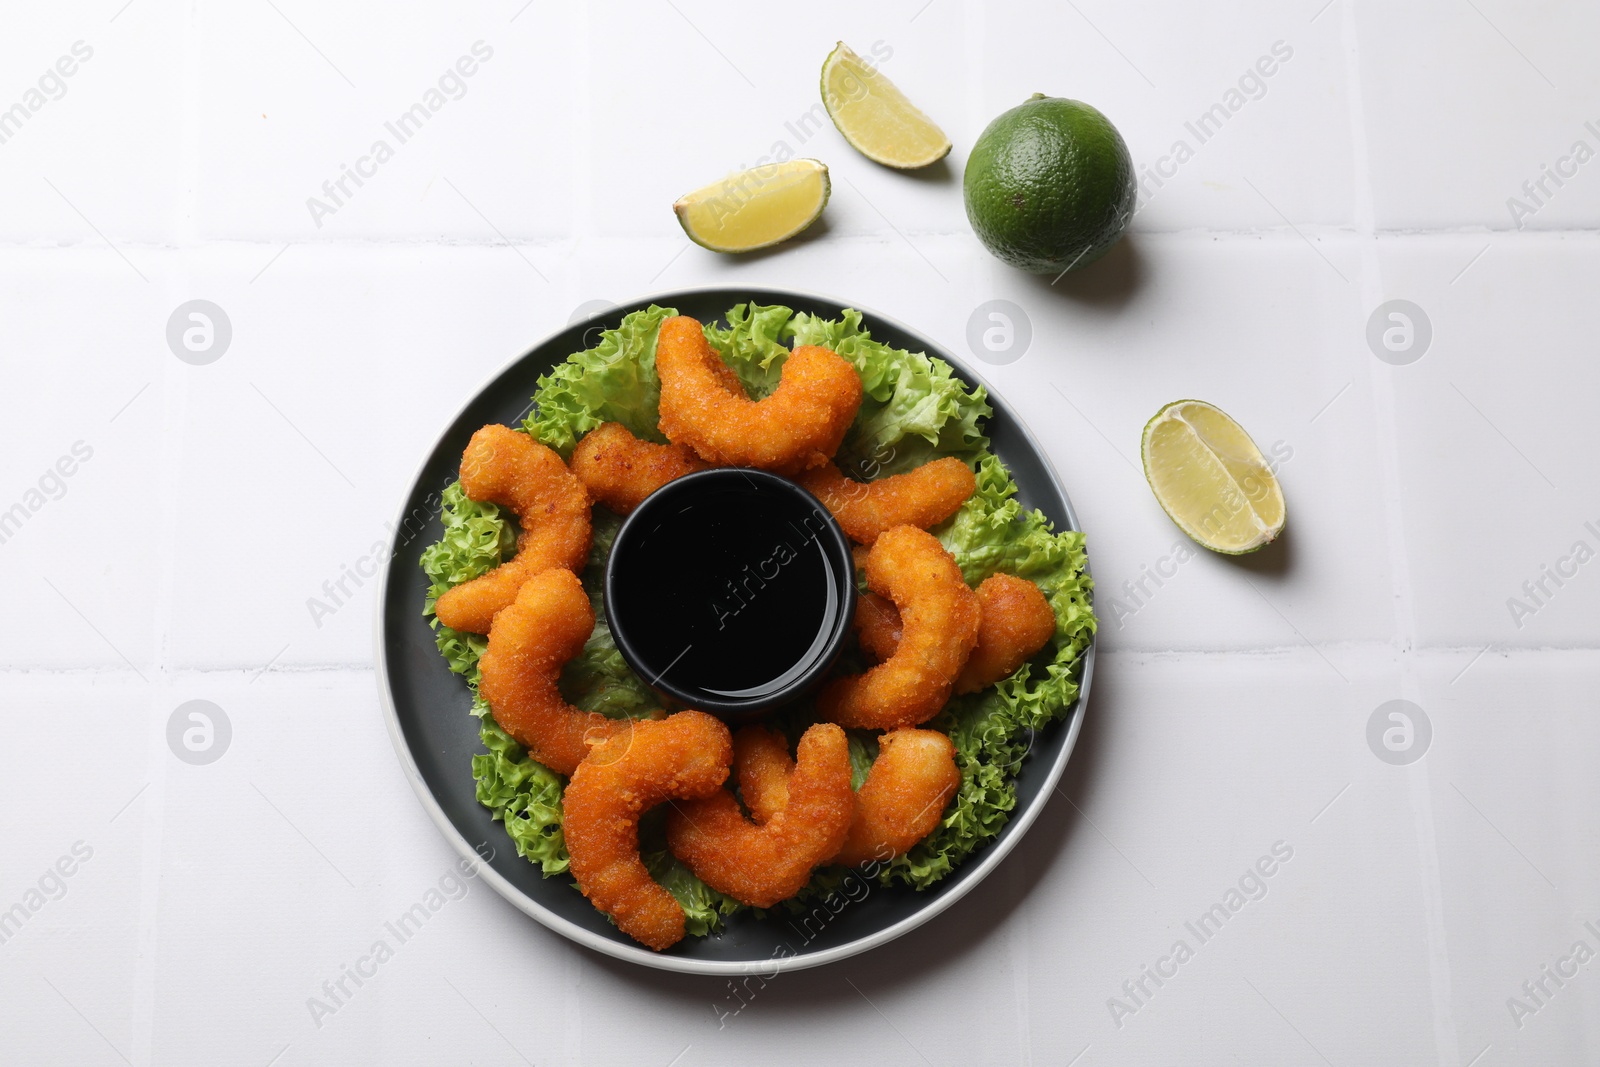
<box><xmin>604</xmin><ymin>468</ymin><xmax>856</xmax><ymax>724</ymax></box>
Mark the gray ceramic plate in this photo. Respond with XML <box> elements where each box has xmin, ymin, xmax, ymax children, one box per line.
<box><xmin>374</xmin><ymin>286</ymin><xmax>1095</xmax><ymax>975</ymax></box>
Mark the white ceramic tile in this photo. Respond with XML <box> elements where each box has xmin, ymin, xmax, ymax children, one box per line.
<box><xmin>1356</xmin><ymin>0</ymin><xmax>1600</xmax><ymax>231</ymax></box>
<box><xmin>0</xmin><ymin>677</ymin><xmax>154</xmax><ymax>1063</ymax></box>
<box><xmin>973</xmin><ymin>233</ymin><xmax>1384</xmax><ymax>657</ymax></box>
<box><xmin>582</xmin><ymin>0</ymin><xmax>809</xmax><ymax>244</ymax></box>
<box><xmin>0</xmin><ymin>251</ymin><xmax>167</xmax><ymax>673</ymax></box>
<box><xmin>192</xmin><ymin>0</ymin><xmax>577</xmax><ymax>241</ymax></box>
<box><xmin>151</xmin><ymin>243</ymin><xmax>572</xmax><ymax>669</ymax></box>
<box><xmin>974</xmin><ymin>1</ymin><xmax>1358</xmax><ymax>232</ymax></box>
<box><xmin>146</xmin><ymin>671</ymin><xmax>502</xmax><ymax>1064</ymax></box>
<box><xmin>0</xmin><ymin>6</ymin><xmax>187</xmax><ymax>245</ymax></box>
<box><xmin>1419</xmin><ymin>649</ymin><xmax>1600</xmax><ymax>1063</ymax></box>
<box><xmin>1006</xmin><ymin>651</ymin><xmax>1442</xmax><ymax>1063</ymax></box>
<box><xmin>1379</xmin><ymin>233</ymin><xmax>1600</xmax><ymax>649</ymax></box>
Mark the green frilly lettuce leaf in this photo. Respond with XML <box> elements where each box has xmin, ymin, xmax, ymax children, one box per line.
<box><xmin>523</xmin><ymin>304</ymin><xmax>678</xmax><ymax>456</ymax></box>
<box><xmin>419</xmin><ymin>482</ymin><xmax>514</xmax><ymax>686</ymax></box>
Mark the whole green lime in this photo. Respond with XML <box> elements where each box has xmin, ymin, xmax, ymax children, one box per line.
<box><xmin>963</xmin><ymin>94</ymin><xmax>1136</xmax><ymax>274</ymax></box>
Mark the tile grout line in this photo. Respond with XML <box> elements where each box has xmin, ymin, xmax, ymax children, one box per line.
<box><xmin>571</xmin><ymin>0</ymin><xmax>593</xmax><ymax>295</ymax></box>
<box><xmin>962</xmin><ymin>0</ymin><xmax>985</xmax><ymax>159</ymax></box>
<box><xmin>2</xmin><ymin>228</ymin><xmax>1600</xmax><ymax>258</ymax></box>
<box><xmin>1339</xmin><ymin>4</ymin><xmax>1460</xmax><ymax>1065</ymax></box>
<box><xmin>125</xmin><ymin>5</ymin><xmax>208</xmax><ymax>1059</ymax></box>
<box><xmin>127</xmin><ymin>701</ymin><xmax>170</xmax><ymax>1067</ymax></box>
<box><xmin>122</xmin><ymin>267</ymin><xmax>179</xmax><ymax>1067</ymax></box>
<box><xmin>1005</xmin><ymin>851</ymin><xmax>1036</xmax><ymax>1065</ymax></box>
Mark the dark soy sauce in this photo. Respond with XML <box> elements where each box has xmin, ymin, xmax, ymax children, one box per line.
<box><xmin>609</xmin><ymin>485</ymin><xmax>839</xmax><ymax>699</ymax></box>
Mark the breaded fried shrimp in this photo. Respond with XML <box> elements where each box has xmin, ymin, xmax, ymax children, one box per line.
<box><xmin>665</xmin><ymin>724</ymin><xmax>853</xmax><ymax>908</ymax></box>
<box><xmin>798</xmin><ymin>457</ymin><xmax>976</xmax><ymax>544</ymax></box>
<box><xmin>737</xmin><ymin>725</ymin><xmax>959</xmax><ymax>869</ymax></box>
<box><xmin>655</xmin><ymin>315</ymin><xmax>863</xmax><ymax>473</ymax></box>
<box><xmin>478</xmin><ymin>569</ymin><xmax>633</xmax><ymax>777</ymax></box>
<box><xmin>833</xmin><ymin>729</ymin><xmax>960</xmax><ymax>867</ymax></box>
<box><xmin>563</xmin><ymin>711</ymin><xmax>732</xmax><ymax>951</ymax></box>
<box><xmin>955</xmin><ymin>573</ymin><xmax>1058</xmax><ymax>694</ymax></box>
<box><xmin>819</xmin><ymin>526</ymin><xmax>980</xmax><ymax>730</ymax></box>
<box><xmin>732</xmin><ymin>725</ymin><xmax>793</xmax><ymax>825</ymax></box>
<box><xmin>570</xmin><ymin>422</ymin><xmax>708</xmax><ymax>515</ymax></box>
<box><xmin>434</xmin><ymin>424</ymin><xmax>592</xmax><ymax>634</ymax></box>
<box><xmin>854</xmin><ymin>592</ymin><xmax>902</xmax><ymax>664</ymax></box>
<box><xmin>854</xmin><ymin>573</ymin><xmax>1058</xmax><ymax>694</ymax></box>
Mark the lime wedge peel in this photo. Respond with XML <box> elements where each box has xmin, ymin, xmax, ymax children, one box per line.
<box><xmin>672</xmin><ymin>159</ymin><xmax>830</xmax><ymax>254</ymax></box>
<box><xmin>821</xmin><ymin>42</ymin><xmax>951</xmax><ymax>170</ymax></box>
<box><xmin>1140</xmin><ymin>400</ymin><xmax>1285</xmax><ymax>555</ymax></box>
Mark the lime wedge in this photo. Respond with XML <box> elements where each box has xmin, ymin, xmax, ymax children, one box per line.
<box><xmin>672</xmin><ymin>159</ymin><xmax>829</xmax><ymax>253</ymax></box>
<box><xmin>821</xmin><ymin>42</ymin><xmax>951</xmax><ymax>169</ymax></box>
<box><xmin>1141</xmin><ymin>400</ymin><xmax>1285</xmax><ymax>554</ymax></box>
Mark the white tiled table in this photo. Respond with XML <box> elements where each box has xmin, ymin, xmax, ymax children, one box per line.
<box><xmin>3</xmin><ymin>2</ymin><xmax>1597</xmax><ymax>1063</ymax></box>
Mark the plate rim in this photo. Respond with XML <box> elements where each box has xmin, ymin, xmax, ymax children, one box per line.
<box><xmin>372</xmin><ymin>284</ymin><xmax>1096</xmax><ymax>976</ymax></box>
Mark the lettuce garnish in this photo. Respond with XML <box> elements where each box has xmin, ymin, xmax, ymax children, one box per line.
<box><xmin>420</xmin><ymin>303</ymin><xmax>1095</xmax><ymax>933</ymax></box>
